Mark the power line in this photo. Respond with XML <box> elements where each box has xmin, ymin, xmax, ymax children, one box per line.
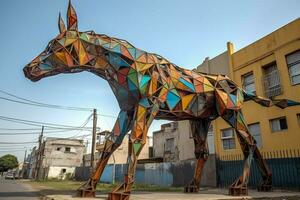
<box><xmin>0</xmin><ymin>148</ymin><xmax>29</xmax><ymax>150</ymax></box>
<box><xmin>0</xmin><ymin>141</ymin><xmax>37</xmax><ymax>144</ymax></box>
<box><xmin>0</xmin><ymin>114</ymin><xmax>94</xmax><ymax>136</ymax></box>
<box><xmin>97</xmin><ymin>114</ymin><xmax>117</xmax><ymax>118</ymax></box>
<box><xmin>0</xmin><ymin>146</ymin><xmax>32</xmax><ymax>149</ymax></box>
<box><xmin>65</xmin><ymin>114</ymin><xmax>93</xmax><ymax>139</ymax></box>
<box><xmin>0</xmin><ymin>149</ymin><xmax>28</xmax><ymax>152</ymax></box>
<box><xmin>0</xmin><ymin>143</ymin><xmax>36</xmax><ymax>146</ymax></box>
<box><xmin>0</xmin><ymin>89</ymin><xmax>93</xmax><ymax>112</ymax></box>
<box><xmin>0</xmin><ymin>128</ymin><xmax>46</xmax><ymax>131</ymax></box>
<box><xmin>0</xmin><ymin>115</ymin><xmax>95</xmax><ymax>130</ymax></box>
<box><xmin>0</xmin><ymin>129</ymin><xmax>91</xmax><ymax>135</ymax></box>
<box><xmin>0</xmin><ymin>127</ymin><xmax>94</xmax><ymax>131</ymax></box>
<box><xmin>0</xmin><ymin>89</ymin><xmax>117</xmax><ymax>120</ymax></box>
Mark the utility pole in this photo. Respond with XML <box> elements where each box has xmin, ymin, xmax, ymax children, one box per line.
<box><xmin>22</xmin><ymin>149</ymin><xmax>27</xmax><ymax>178</ymax></box>
<box><xmin>90</xmin><ymin>109</ymin><xmax>97</xmax><ymax>174</ymax></box>
<box><xmin>35</xmin><ymin>126</ymin><xmax>44</xmax><ymax>180</ymax></box>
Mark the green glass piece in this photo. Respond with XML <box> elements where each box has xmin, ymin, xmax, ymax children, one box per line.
<box><xmin>80</xmin><ymin>33</ymin><xmax>89</xmax><ymax>41</ymax></box>
<box><xmin>133</xmin><ymin>142</ymin><xmax>142</xmax><ymax>154</ymax></box>
<box><xmin>128</xmin><ymin>71</ymin><xmax>138</xmax><ymax>86</ymax></box>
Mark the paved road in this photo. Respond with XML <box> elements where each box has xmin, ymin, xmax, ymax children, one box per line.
<box><xmin>0</xmin><ymin>176</ymin><xmax>39</xmax><ymax>200</ymax></box>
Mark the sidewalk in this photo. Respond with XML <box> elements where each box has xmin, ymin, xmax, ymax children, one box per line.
<box><xmin>41</xmin><ymin>188</ymin><xmax>300</xmax><ymax>200</ymax></box>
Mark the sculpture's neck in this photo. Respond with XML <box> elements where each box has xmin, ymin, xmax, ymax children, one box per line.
<box><xmin>76</xmin><ymin>32</ymin><xmax>140</xmax><ymax>81</ymax></box>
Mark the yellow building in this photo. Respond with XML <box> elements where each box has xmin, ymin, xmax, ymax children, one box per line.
<box><xmin>198</xmin><ymin>18</ymin><xmax>300</xmax><ymax>158</ymax></box>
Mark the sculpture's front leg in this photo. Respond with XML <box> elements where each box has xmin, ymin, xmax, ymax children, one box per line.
<box><xmin>108</xmin><ymin>99</ymin><xmax>159</xmax><ymax>200</ymax></box>
<box><xmin>77</xmin><ymin>110</ymin><xmax>134</xmax><ymax>197</ymax></box>
<box><xmin>184</xmin><ymin>119</ymin><xmax>211</xmax><ymax>193</ymax></box>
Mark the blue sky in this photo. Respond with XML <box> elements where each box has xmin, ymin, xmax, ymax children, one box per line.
<box><xmin>0</xmin><ymin>0</ymin><xmax>299</xmax><ymax>161</ymax></box>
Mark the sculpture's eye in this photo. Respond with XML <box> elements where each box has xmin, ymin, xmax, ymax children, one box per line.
<box><xmin>45</xmin><ymin>39</ymin><xmax>62</xmax><ymax>54</ymax></box>
<box><xmin>45</xmin><ymin>42</ymin><xmax>53</xmax><ymax>54</ymax></box>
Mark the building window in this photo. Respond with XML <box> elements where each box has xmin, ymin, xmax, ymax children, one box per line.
<box><xmin>286</xmin><ymin>50</ymin><xmax>300</xmax><ymax>85</ymax></box>
<box><xmin>65</xmin><ymin>147</ymin><xmax>71</xmax><ymax>152</ymax></box>
<box><xmin>165</xmin><ymin>138</ymin><xmax>174</xmax><ymax>153</ymax></box>
<box><xmin>248</xmin><ymin>123</ymin><xmax>262</xmax><ymax>148</ymax></box>
<box><xmin>242</xmin><ymin>72</ymin><xmax>255</xmax><ymax>94</ymax></box>
<box><xmin>221</xmin><ymin>128</ymin><xmax>236</xmax><ymax>150</ymax></box>
<box><xmin>262</xmin><ymin>63</ymin><xmax>282</xmax><ymax>98</ymax></box>
<box><xmin>56</xmin><ymin>147</ymin><xmax>61</xmax><ymax>151</ymax></box>
<box><xmin>270</xmin><ymin>117</ymin><xmax>288</xmax><ymax>132</ymax></box>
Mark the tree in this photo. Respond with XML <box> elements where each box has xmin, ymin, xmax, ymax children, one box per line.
<box><xmin>0</xmin><ymin>154</ymin><xmax>18</xmax><ymax>172</ymax></box>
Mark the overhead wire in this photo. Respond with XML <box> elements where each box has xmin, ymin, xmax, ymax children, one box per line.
<box><xmin>66</xmin><ymin>113</ymin><xmax>93</xmax><ymax>139</ymax></box>
<box><xmin>0</xmin><ymin>141</ymin><xmax>37</xmax><ymax>144</ymax></box>
<box><xmin>0</xmin><ymin>115</ymin><xmax>95</xmax><ymax>130</ymax></box>
<box><xmin>0</xmin><ymin>148</ymin><xmax>30</xmax><ymax>151</ymax></box>
<box><xmin>0</xmin><ymin>127</ymin><xmax>47</xmax><ymax>131</ymax></box>
<box><xmin>0</xmin><ymin>121</ymin><xmax>95</xmax><ymax>135</ymax></box>
<box><xmin>96</xmin><ymin>113</ymin><xmax>117</xmax><ymax>118</ymax></box>
<box><xmin>0</xmin><ymin>89</ymin><xmax>93</xmax><ymax>112</ymax></box>
<box><xmin>0</xmin><ymin>90</ymin><xmax>108</xmax><ymax>145</ymax></box>
<box><xmin>0</xmin><ymin>149</ymin><xmax>28</xmax><ymax>152</ymax></box>
<box><xmin>0</xmin><ymin>128</ymin><xmax>92</xmax><ymax>135</ymax></box>
<box><xmin>0</xmin><ymin>146</ymin><xmax>34</xmax><ymax>149</ymax></box>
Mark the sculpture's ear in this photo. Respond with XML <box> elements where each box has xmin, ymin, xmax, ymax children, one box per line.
<box><xmin>58</xmin><ymin>12</ymin><xmax>66</xmax><ymax>33</ymax></box>
<box><xmin>67</xmin><ymin>0</ymin><xmax>78</xmax><ymax>31</ymax></box>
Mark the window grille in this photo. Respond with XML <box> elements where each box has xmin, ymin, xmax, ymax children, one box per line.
<box><xmin>286</xmin><ymin>50</ymin><xmax>300</xmax><ymax>85</ymax></box>
<box><xmin>262</xmin><ymin>63</ymin><xmax>282</xmax><ymax>98</ymax></box>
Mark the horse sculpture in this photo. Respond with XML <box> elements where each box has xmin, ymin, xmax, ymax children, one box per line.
<box><xmin>23</xmin><ymin>2</ymin><xmax>300</xmax><ymax>200</ymax></box>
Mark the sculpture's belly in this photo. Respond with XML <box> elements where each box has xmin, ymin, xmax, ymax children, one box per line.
<box><xmin>155</xmin><ymin>92</ymin><xmax>217</xmax><ymax>120</ymax></box>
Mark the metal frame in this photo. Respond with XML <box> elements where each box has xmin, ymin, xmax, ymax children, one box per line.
<box><xmin>23</xmin><ymin>2</ymin><xmax>300</xmax><ymax>199</ymax></box>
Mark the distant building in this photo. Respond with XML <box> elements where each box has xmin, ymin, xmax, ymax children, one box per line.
<box><xmin>27</xmin><ymin>146</ymin><xmax>37</xmax><ymax>179</ymax></box>
<box><xmin>83</xmin><ymin>134</ymin><xmax>149</xmax><ymax>166</ymax></box>
<box><xmin>28</xmin><ymin>137</ymin><xmax>85</xmax><ymax>180</ymax></box>
<box><xmin>153</xmin><ymin>121</ymin><xmax>215</xmax><ymax>162</ymax></box>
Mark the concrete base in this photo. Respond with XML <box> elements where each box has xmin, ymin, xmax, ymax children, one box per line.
<box><xmin>41</xmin><ymin>189</ymin><xmax>300</xmax><ymax>200</ymax></box>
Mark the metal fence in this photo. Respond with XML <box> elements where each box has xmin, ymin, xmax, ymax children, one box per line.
<box><xmin>74</xmin><ymin>156</ymin><xmax>217</xmax><ymax>187</ymax></box>
<box><xmin>217</xmin><ymin>149</ymin><xmax>300</xmax><ymax>190</ymax></box>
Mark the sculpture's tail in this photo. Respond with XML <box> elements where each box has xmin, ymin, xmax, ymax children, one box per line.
<box><xmin>242</xmin><ymin>90</ymin><xmax>300</xmax><ymax>109</ymax></box>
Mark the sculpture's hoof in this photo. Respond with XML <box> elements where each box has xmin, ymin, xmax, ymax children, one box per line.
<box><xmin>108</xmin><ymin>191</ymin><xmax>130</xmax><ymax>200</ymax></box>
<box><xmin>258</xmin><ymin>184</ymin><xmax>272</xmax><ymax>192</ymax></box>
<box><xmin>184</xmin><ymin>185</ymin><xmax>199</xmax><ymax>193</ymax></box>
<box><xmin>76</xmin><ymin>188</ymin><xmax>96</xmax><ymax>197</ymax></box>
<box><xmin>229</xmin><ymin>186</ymin><xmax>248</xmax><ymax>196</ymax></box>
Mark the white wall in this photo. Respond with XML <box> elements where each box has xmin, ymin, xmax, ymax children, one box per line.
<box><xmin>47</xmin><ymin>166</ymin><xmax>75</xmax><ymax>179</ymax></box>
<box><xmin>153</xmin><ymin>120</ymin><xmax>215</xmax><ymax>162</ymax></box>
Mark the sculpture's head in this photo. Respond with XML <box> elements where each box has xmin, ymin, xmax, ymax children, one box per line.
<box><xmin>23</xmin><ymin>2</ymin><xmax>108</xmax><ymax>81</ymax></box>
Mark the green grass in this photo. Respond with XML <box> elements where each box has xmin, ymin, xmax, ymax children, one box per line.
<box><xmin>28</xmin><ymin>180</ymin><xmax>183</xmax><ymax>193</ymax></box>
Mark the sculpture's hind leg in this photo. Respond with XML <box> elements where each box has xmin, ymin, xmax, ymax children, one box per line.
<box><xmin>184</xmin><ymin>119</ymin><xmax>211</xmax><ymax>193</ymax></box>
<box><xmin>254</xmin><ymin>147</ymin><xmax>272</xmax><ymax>192</ymax></box>
<box><xmin>108</xmin><ymin>101</ymin><xmax>159</xmax><ymax>200</ymax></box>
<box><xmin>77</xmin><ymin>110</ymin><xmax>134</xmax><ymax>197</ymax></box>
<box><xmin>222</xmin><ymin>109</ymin><xmax>272</xmax><ymax>196</ymax></box>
